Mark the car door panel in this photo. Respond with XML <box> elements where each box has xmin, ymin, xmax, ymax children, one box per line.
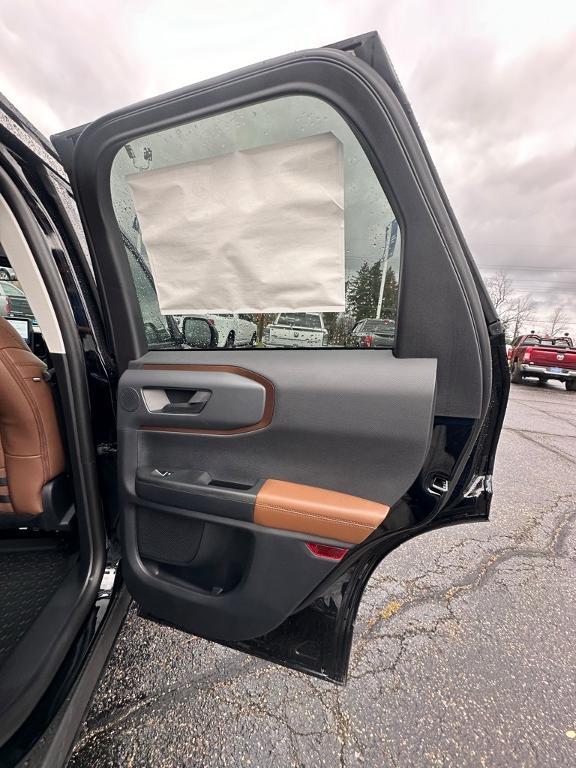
<box><xmin>53</xmin><ymin>31</ymin><xmax>507</xmax><ymax>683</ymax></box>
<box><xmin>117</xmin><ymin>351</ymin><xmax>436</xmax><ymax>642</ymax></box>
<box><xmin>121</xmin><ymin>351</ymin><xmax>437</xmax><ymax>503</ymax></box>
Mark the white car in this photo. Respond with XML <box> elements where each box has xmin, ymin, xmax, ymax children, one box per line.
<box><xmin>0</xmin><ymin>265</ymin><xmax>16</xmax><ymax>281</ymax></box>
<box><xmin>264</xmin><ymin>312</ymin><xmax>328</xmax><ymax>348</ymax></box>
<box><xmin>205</xmin><ymin>313</ymin><xmax>258</xmax><ymax>348</ymax></box>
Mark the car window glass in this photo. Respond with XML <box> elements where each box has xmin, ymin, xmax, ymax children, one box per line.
<box><xmin>110</xmin><ymin>94</ymin><xmax>401</xmax><ymax>350</ymax></box>
<box><xmin>362</xmin><ymin>320</ymin><xmax>393</xmax><ymax>333</ymax></box>
<box><xmin>1</xmin><ymin>282</ymin><xmax>24</xmax><ymax>296</ymax></box>
<box><xmin>276</xmin><ymin>313</ymin><xmax>322</xmax><ymax>329</ymax></box>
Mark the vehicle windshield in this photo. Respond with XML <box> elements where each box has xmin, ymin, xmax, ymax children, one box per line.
<box><xmin>361</xmin><ymin>320</ymin><xmax>395</xmax><ymax>333</ymax></box>
<box><xmin>0</xmin><ymin>283</ymin><xmax>24</xmax><ymax>296</ymax></box>
<box><xmin>277</xmin><ymin>313</ymin><xmax>322</xmax><ymax>329</ymax></box>
<box><xmin>539</xmin><ymin>338</ymin><xmax>573</xmax><ymax>348</ymax></box>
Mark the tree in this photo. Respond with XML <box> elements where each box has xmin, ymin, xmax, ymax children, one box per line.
<box><xmin>485</xmin><ymin>271</ymin><xmax>534</xmax><ymax>340</ymax></box>
<box><xmin>256</xmin><ymin>313</ymin><xmax>276</xmax><ymax>343</ymax></box>
<box><xmin>508</xmin><ymin>295</ymin><xmax>536</xmax><ymax>341</ymax></box>
<box><xmin>323</xmin><ymin>312</ymin><xmax>356</xmax><ymax>346</ymax></box>
<box><xmin>346</xmin><ymin>261</ymin><xmax>379</xmax><ymax>321</ymax></box>
<box><xmin>485</xmin><ymin>271</ymin><xmax>513</xmax><ymax>316</ymax></box>
<box><xmin>381</xmin><ymin>266</ymin><xmax>399</xmax><ymax>320</ymax></box>
<box><xmin>322</xmin><ymin>312</ymin><xmax>340</xmax><ymax>344</ymax></box>
<box><xmin>546</xmin><ymin>306</ymin><xmax>571</xmax><ymax>336</ymax></box>
<box><xmin>346</xmin><ymin>261</ymin><xmax>399</xmax><ymax>323</ymax></box>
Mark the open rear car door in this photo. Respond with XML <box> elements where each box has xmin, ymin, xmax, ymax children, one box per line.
<box><xmin>52</xmin><ymin>32</ymin><xmax>509</xmax><ymax>683</ymax></box>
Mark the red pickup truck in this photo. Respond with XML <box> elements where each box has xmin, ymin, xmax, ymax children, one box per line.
<box><xmin>508</xmin><ymin>334</ymin><xmax>576</xmax><ymax>390</ymax></box>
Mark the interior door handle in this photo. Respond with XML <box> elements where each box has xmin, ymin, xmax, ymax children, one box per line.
<box><xmin>161</xmin><ymin>401</ymin><xmax>206</xmax><ymax>414</ymax></box>
<box><xmin>160</xmin><ymin>389</ymin><xmax>212</xmax><ymax>414</ymax></box>
<box><xmin>141</xmin><ymin>387</ymin><xmax>212</xmax><ymax>414</ymax></box>
<box><xmin>133</xmin><ymin>370</ymin><xmax>267</xmax><ymax>429</ymax></box>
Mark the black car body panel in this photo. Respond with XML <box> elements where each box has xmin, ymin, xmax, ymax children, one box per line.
<box><xmin>0</xmin><ymin>94</ymin><xmax>116</xmax><ymax>763</ymax></box>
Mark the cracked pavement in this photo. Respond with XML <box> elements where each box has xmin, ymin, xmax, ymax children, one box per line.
<box><xmin>70</xmin><ymin>380</ymin><xmax>576</xmax><ymax>767</ymax></box>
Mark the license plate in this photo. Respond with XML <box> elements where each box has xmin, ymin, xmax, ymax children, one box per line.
<box><xmin>548</xmin><ymin>367</ymin><xmax>564</xmax><ymax>374</ymax></box>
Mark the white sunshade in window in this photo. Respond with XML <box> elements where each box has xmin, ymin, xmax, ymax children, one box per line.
<box><xmin>126</xmin><ymin>133</ymin><xmax>345</xmax><ymax>315</ymax></box>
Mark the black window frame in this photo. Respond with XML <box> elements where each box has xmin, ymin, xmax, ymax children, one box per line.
<box><xmin>65</xmin><ymin>47</ymin><xmax>490</xmax><ymax>419</ymax></box>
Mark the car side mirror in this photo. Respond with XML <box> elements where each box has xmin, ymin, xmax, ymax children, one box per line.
<box><xmin>182</xmin><ymin>316</ymin><xmax>217</xmax><ymax>348</ymax></box>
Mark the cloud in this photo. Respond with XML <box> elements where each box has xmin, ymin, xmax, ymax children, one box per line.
<box><xmin>402</xmin><ymin>29</ymin><xmax>576</xmax><ymax>324</ymax></box>
<box><xmin>0</xmin><ymin>0</ymin><xmax>574</xmax><ymax>331</ymax></box>
<box><xmin>0</xmin><ymin>1</ymin><xmax>155</xmax><ymax>132</ymax></box>
<box><xmin>0</xmin><ymin>0</ymin><xmax>347</xmax><ymax>132</ymax></box>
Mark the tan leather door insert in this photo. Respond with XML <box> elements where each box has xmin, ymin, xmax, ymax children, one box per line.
<box><xmin>254</xmin><ymin>479</ymin><xmax>389</xmax><ymax>545</ymax></box>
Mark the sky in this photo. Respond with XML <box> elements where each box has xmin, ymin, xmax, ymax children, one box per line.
<box><xmin>1</xmin><ymin>0</ymin><xmax>575</xmax><ymax>332</ymax></box>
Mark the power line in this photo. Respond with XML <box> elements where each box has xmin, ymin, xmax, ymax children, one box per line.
<box><xmin>479</xmin><ymin>264</ymin><xmax>576</xmax><ymax>271</ymax></box>
<box><xmin>528</xmin><ymin>319</ymin><xmax>576</xmax><ymax>325</ymax></box>
<box><xmin>506</xmin><ymin>287</ymin><xmax>576</xmax><ymax>291</ymax></box>
<box><xmin>474</xmin><ymin>242</ymin><xmax>576</xmax><ymax>249</ymax></box>
<box><xmin>507</xmin><ymin>289</ymin><xmax>576</xmax><ymax>295</ymax></box>
<box><xmin>488</xmin><ymin>275</ymin><xmax>576</xmax><ymax>285</ymax></box>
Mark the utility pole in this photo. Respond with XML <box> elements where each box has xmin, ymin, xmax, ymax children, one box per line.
<box><xmin>376</xmin><ymin>224</ymin><xmax>390</xmax><ymax>319</ymax></box>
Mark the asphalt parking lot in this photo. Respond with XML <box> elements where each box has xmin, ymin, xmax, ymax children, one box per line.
<box><xmin>70</xmin><ymin>380</ymin><xmax>576</xmax><ymax>768</ymax></box>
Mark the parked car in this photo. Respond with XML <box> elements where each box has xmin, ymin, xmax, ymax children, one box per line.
<box><xmin>0</xmin><ymin>280</ymin><xmax>34</xmax><ymax>319</ymax></box>
<box><xmin>264</xmin><ymin>312</ymin><xmax>327</xmax><ymax>347</ymax></box>
<box><xmin>0</xmin><ymin>31</ymin><xmax>508</xmax><ymax>767</ymax></box>
<box><xmin>348</xmin><ymin>318</ymin><xmax>396</xmax><ymax>348</ymax></box>
<box><xmin>509</xmin><ymin>334</ymin><xmax>576</xmax><ymax>390</ymax></box>
<box><xmin>0</xmin><ymin>265</ymin><xmax>16</xmax><ymax>280</ymax></box>
<box><xmin>205</xmin><ymin>313</ymin><xmax>257</xmax><ymax>347</ymax></box>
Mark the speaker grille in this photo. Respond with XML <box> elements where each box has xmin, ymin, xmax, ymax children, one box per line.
<box><xmin>137</xmin><ymin>507</ymin><xmax>204</xmax><ymax>564</ymax></box>
<box><xmin>119</xmin><ymin>387</ymin><xmax>139</xmax><ymax>412</ymax></box>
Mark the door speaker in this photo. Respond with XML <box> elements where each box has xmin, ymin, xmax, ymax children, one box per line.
<box><xmin>119</xmin><ymin>387</ymin><xmax>140</xmax><ymax>412</ymax></box>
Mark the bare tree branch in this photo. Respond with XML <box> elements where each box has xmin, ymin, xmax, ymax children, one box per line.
<box><xmin>485</xmin><ymin>271</ymin><xmax>534</xmax><ymax>339</ymax></box>
<box><xmin>508</xmin><ymin>295</ymin><xmax>536</xmax><ymax>340</ymax></box>
<box><xmin>546</xmin><ymin>306</ymin><xmax>571</xmax><ymax>336</ymax></box>
<box><xmin>485</xmin><ymin>271</ymin><xmax>513</xmax><ymax>314</ymax></box>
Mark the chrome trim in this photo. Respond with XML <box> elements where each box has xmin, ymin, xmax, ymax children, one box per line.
<box><xmin>464</xmin><ymin>474</ymin><xmax>492</xmax><ymax>498</ymax></box>
<box><xmin>520</xmin><ymin>364</ymin><xmax>576</xmax><ymax>377</ymax></box>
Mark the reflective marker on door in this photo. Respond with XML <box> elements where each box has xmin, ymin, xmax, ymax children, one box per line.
<box><xmin>305</xmin><ymin>542</ymin><xmax>349</xmax><ymax>561</ymax></box>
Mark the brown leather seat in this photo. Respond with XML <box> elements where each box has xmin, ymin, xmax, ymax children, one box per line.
<box><xmin>0</xmin><ymin>316</ymin><xmax>65</xmax><ymax>519</ymax></box>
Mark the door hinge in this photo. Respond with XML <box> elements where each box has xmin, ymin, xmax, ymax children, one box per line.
<box><xmin>463</xmin><ymin>474</ymin><xmax>493</xmax><ymax>498</ymax></box>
